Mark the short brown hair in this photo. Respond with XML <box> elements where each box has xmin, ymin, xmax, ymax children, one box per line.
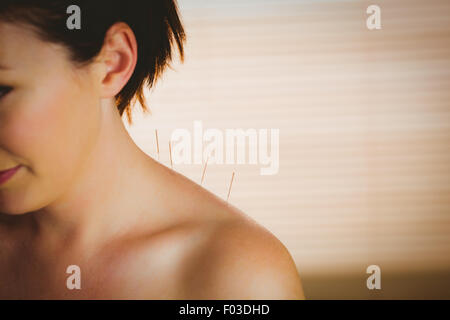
<box><xmin>0</xmin><ymin>0</ymin><xmax>186</xmax><ymax>124</ymax></box>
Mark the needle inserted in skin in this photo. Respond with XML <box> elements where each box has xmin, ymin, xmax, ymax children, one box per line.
<box><xmin>168</xmin><ymin>141</ymin><xmax>173</xmax><ymax>169</ymax></box>
<box><xmin>155</xmin><ymin>129</ymin><xmax>160</xmax><ymax>161</ymax></box>
<box><xmin>201</xmin><ymin>156</ymin><xmax>209</xmax><ymax>185</ymax></box>
<box><xmin>226</xmin><ymin>171</ymin><xmax>235</xmax><ymax>203</ymax></box>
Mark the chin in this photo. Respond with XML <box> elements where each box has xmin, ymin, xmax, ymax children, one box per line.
<box><xmin>0</xmin><ymin>205</ymin><xmax>30</xmax><ymax>216</ymax></box>
<box><xmin>0</xmin><ymin>194</ymin><xmax>34</xmax><ymax>216</ymax></box>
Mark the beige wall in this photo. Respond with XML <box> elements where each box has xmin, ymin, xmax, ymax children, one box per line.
<box><xmin>125</xmin><ymin>0</ymin><xmax>450</xmax><ymax>298</ymax></box>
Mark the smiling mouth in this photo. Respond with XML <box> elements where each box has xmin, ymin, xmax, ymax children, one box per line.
<box><xmin>0</xmin><ymin>165</ymin><xmax>21</xmax><ymax>173</ymax></box>
<box><xmin>0</xmin><ymin>165</ymin><xmax>23</xmax><ymax>185</ymax></box>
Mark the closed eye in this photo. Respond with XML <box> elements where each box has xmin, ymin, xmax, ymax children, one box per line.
<box><xmin>0</xmin><ymin>86</ymin><xmax>12</xmax><ymax>99</ymax></box>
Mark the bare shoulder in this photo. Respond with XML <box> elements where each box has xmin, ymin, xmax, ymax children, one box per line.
<box><xmin>108</xmin><ymin>204</ymin><xmax>304</xmax><ymax>299</ymax></box>
<box><xmin>108</xmin><ymin>165</ymin><xmax>304</xmax><ymax>299</ymax></box>
<box><xmin>179</xmin><ymin>212</ymin><xmax>306</xmax><ymax>299</ymax></box>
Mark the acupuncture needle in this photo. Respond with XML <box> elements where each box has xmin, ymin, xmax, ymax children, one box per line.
<box><xmin>155</xmin><ymin>129</ymin><xmax>160</xmax><ymax>161</ymax></box>
<box><xmin>226</xmin><ymin>171</ymin><xmax>235</xmax><ymax>203</ymax></box>
<box><xmin>201</xmin><ymin>156</ymin><xmax>209</xmax><ymax>185</ymax></box>
<box><xmin>168</xmin><ymin>141</ymin><xmax>173</xmax><ymax>169</ymax></box>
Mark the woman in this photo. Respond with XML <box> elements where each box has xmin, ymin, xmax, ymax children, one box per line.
<box><xmin>0</xmin><ymin>0</ymin><xmax>304</xmax><ymax>299</ymax></box>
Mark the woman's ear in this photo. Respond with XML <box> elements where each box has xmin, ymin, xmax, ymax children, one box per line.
<box><xmin>98</xmin><ymin>22</ymin><xmax>138</xmax><ymax>98</ymax></box>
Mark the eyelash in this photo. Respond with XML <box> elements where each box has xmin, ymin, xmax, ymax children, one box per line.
<box><xmin>0</xmin><ymin>86</ymin><xmax>12</xmax><ymax>99</ymax></box>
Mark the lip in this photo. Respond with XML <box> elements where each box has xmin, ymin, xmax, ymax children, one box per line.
<box><xmin>0</xmin><ymin>165</ymin><xmax>22</xmax><ymax>185</ymax></box>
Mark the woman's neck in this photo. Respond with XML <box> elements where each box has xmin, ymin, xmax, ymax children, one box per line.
<box><xmin>27</xmin><ymin>99</ymin><xmax>160</xmax><ymax>252</ymax></box>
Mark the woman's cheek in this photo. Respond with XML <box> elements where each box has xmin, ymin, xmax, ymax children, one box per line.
<box><xmin>6</xmin><ymin>83</ymin><xmax>85</xmax><ymax>186</ymax></box>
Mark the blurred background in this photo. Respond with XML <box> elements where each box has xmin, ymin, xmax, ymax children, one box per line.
<box><xmin>124</xmin><ymin>0</ymin><xmax>450</xmax><ymax>299</ymax></box>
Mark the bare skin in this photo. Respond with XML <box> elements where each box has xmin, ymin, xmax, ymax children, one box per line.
<box><xmin>0</xmin><ymin>22</ymin><xmax>304</xmax><ymax>300</ymax></box>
